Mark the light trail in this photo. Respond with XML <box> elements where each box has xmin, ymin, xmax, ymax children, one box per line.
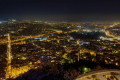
<box><xmin>5</xmin><ymin>34</ymin><xmax>12</xmax><ymax>79</ymax></box>
<box><xmin>103</xmin><ymin>23</ymin><xmax>120</xmax><ymax>45</ymax></box>
<box><xmin>0</xmin><ymin>34</ymin><xmax>45</xmax><ymax>44</ymax></box>
<box><xmin>5</xmin><ymin>34</ymin><xmax>42</xmax><ymax>79</ymax></box>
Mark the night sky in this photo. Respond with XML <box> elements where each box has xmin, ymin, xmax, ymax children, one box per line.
<box><xmin>0</xmin><ymin>0</ymin><xmax>120</xmax><ymax>21</ymax></box>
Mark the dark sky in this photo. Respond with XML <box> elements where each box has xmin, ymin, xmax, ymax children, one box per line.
<box><xmin>0</xmin><ymin>0</ymin><xmax>120</xmax><ymax>21</ymax></box>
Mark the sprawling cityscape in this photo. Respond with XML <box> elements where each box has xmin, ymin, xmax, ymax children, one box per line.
<box><xmin>0</xmin><ymin>0</ymin><xmax>120</xmax><ymax>79</ymax></box>
<box><xmin>0</xmin><ymin>20</ymin><xmax>120</xmax><ymax>80</ymax></box>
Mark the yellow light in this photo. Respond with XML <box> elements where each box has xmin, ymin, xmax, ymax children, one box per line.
<box><xmin>115</xmin><ymin>62</ymin><xmax>119</xmax><ymax>66</ymax></box>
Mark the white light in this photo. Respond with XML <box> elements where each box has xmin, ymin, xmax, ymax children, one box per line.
<box><xmin>0</xmin><ymin>21</ymin><xmax>2</xmax><ymax>24</ymax></box>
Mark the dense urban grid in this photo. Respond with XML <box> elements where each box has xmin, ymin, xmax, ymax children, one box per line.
<box><xmin>0</xmin><ymin>20</ymin><xmax>120</xmax><ymax>80</ymax></box>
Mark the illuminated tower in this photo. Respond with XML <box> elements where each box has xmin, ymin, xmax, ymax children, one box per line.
<box><xmin>5</xmin><ymin>34</ymin><xmax>12</xmax><ymax>79</ymax></box>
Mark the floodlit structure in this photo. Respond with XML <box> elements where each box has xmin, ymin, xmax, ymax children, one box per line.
<box><xmin>75</xmin><ymin>69</ymin><xmax>120</xmax><ymax>80</ymax></box>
